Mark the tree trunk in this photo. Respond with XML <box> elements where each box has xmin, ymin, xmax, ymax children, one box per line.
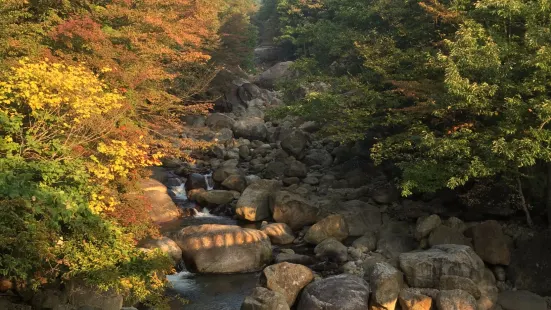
<box><xmin>546</xmin><ymin>163</ymin><xmax>551</xmax><ymax>228</ymax></box>
<box><xmin>517</xmin><ymin>175</ymin><xmax>534</xmax><ymax>228</ymax></box>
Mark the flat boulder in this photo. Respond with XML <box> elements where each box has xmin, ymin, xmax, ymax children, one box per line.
<box><xmin>236</xmin><ymin>180</ymin><xmax>280</xmax><ymax>222</ymax></box>
<box><xmin>263</xmin><ymin>263</ymin><xmax>314</xmax><ymax>306</ymax></box>
<box><xmin>497</xmin><ymin>290</ymin><xmax>547</xmax><ymax>310</ymax></box>
<box><xmin>399</xmin><ymin>245</ymin><xmax>485</xmax><ymax>288</ymax></box>
<box><xmin>272</xmin><ymin>191</ymin><xmax>319</xmax><ymax>230</ymax></box>
<box><xmin>241</xmin><ymin>287</ymin><xmax>290</xmax><ymax>310</ymax></box>
<box><xmin>304</xmin><ymin>214</ymin><xmax>348</xmax><ymax>244</ymax></box>
<box><xmin>195</xmin><ymin>190</ymin><xmax>236</xmax><ymax>206</ymax></box>
<box><xmin>297</xmin><ymin>274</ymin><xmax>370</xmax><ymax>310</ymax></box>
<box><xmin>174</xmin><ymin>224</ymin><xmax>272</xmax><ymax>273</ymax></box>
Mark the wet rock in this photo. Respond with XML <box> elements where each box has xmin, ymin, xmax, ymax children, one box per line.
<box><xmin>233</xmin><ymin>117</ymin><xmax>268</xmax><ymax>141</ymax></box>
<box><xmin>140</xmin><ymin>237</ymin><xmax>182</xmax><ymax>264</ymax></box>
<box><xmin>399</xmin><ymin>289</ymin><xmax>432</xmax><ymax>310</ymax></box>
<box><xmin>428</xmin><ymin>226</ymin><xmax>472</xmax><ymax>247</ymax></box>
<box><xmin>280</xmin><ymin>130</ymin><xmax>308</xmax><ymax>158</ymax></box>
<box><xmin>438</xmin><ymin>275</ymin><xmax>480</xmax><ymax>299</ymax></box>
<box><xmin>436</xmin><ymin>290</ymin><xmax>476</xmax><ymax>310</ymax></box>
<box><xmin>241</xmin><ymin>287</ymin><xmax>290</xmax><ymax>310</ymax></box>
<box><xmin>263</xmin><ymin>262</ymin><xmax>314</xmax><ymax>306</ymax></box>
<box><xmin>352</xmin><ymin>232</ymin><xmax>378</xmax><ymax>253</ymax></box>
<box><xmin>273</xmin><ymin>191</ymin><xmax>319</xmax><ymax>230</ymax></box>
<box><xmin>174</xmin><ymin>224</ymin><xmax>272</xmax><ymax>273</ymax></box>
<box><xmin>222</xmin><ymin>174</ymin><xmax>247</xmax><ymax>192</ymax></box>
<box><xmin>369</xmin><ymin>262</ymin><xmax>404</xmax><ymax>310</ymax></box>
<box><xmin>508</xmin><ymin>231</ymin><xmax>551</xmax><ymax>295</ymax></box>
<box><xmin>415</xmin><ymin>215</ymin><xmax>442</xmax><ymax>240</ymax></box>
<box><xmin>186</xmin><ymin>173</ymin><xmax>208</xmax><ymax>190</ymax></box>
<box><xmin>235</xmin><ymin>180</ymin><xmax>280</xmax><ymax>222</ymax></box>
<box><xmin>399</xmin><ymin>245</ymin><xmax>485</xmax><ymax>288</ymax></box>
<box><xmin>314</xmin><ymin>238</ymin><xmax>348</xmax><ymax>263</ymax></box>
<box><xmin>261</xmin><ymin>223</ymin><xmax>295</xmax><ymax>245</ymax></box>
<box><xmin>465</xmin><ymin>220</ymin><xmax>510</xmax><ymax>265</ymax></box>
<box><xmin>297</xmin><ymin>274</ymin><xmax>370</xmax><ymax>310</ymax></box>
<box><xmin>304</xmin><ymin>214</ymin><xmax>348</xmax><ymax>244</ymax></box>
<box><xmin>275</xmin><ymin>253</ymin><xmax>316</xmax><ymax>265</ymax></box>
<box><xmin>497</xmin><ymin>290</ymin><xmax>546</xmax><ymax>310</ymax></box>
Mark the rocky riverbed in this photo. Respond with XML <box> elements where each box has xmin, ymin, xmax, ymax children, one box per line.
<box><xmin>138</xmin><ymin>62</ymin><xmax>551</xmax><ymax>310</ymax></box>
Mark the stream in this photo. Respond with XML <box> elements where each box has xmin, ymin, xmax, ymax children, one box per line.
<box><xmin>162</xmin><ymin>171</ymin><xmax>261</xmax><ymax>310</ymax></box>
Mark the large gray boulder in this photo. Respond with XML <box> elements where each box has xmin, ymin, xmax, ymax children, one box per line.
<box><xmin>262</xmin><ymin>262</ymin><xmax>314</xmax><ymax>306</ymax></box>
<box><xmin>297</xmin><ymin>274</ymin><xmax>370</xmax><ymax>310</ymax></box>
<box><xmin>304</xmin><ymin>214</ymin><xmax>348</xmax><ymax>244</ymax></box>
<box><xmin>241</xmin><ymin>287</ymin><xmax>290</xmax><ymax>310</ymax></box>
<box><xmin>399</xmin><ymin>245</ymin><xmax>485</xmax><ymax>288</ymax></box>
<box><xmin>272</xmin><ymin>191</ymin><xmax>319</xmax><ymax>230</ymax></box>
<box><xmin>236</xmin><ymin>180</ymin><xmax>281</xmax><ymax>222</ymax></box>
<box><xmin>206</xmin><ymin>113</ymin><xmax>236</xmax><ymax>129</ymax></box>
<box><xmin>174</xmin><ymin>224</ymin><xmax>272</xmax><ymax>273</ymax></box>
<box><xmin>280</xmin><ymin>130</ymin><xmax>308</xmax><ymax>158</ymax></box>
<box><xmin>256</xmin><ymin>61</ymin><xmax>294</xmax><ymax>88</ymax></box>
<box><xmin>233</xmin><ymin>117</ymin><xmax>268</xmax><ymax>141</ymax></box>
<box><xmin>465</xmin><ymin>220</ymin><xmax>510</xmax><ymax>265</ymax></box>
<box><xmin>314</xmin><ymin>238</ymin><xmax>348</xmax><ymax>263</ymax></box>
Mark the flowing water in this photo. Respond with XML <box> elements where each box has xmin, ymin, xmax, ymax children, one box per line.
<box><xmin>164</xmin><ymin>172</ymin><xmax>259</xmax><ymax>309</ymax></box>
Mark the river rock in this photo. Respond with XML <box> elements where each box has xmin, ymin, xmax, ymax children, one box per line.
<box><xmin>314</xmin><ymin>238</ymin><xmax>348</xmax><ymax>263</ymax></box>
<box><xmin>275</xmin><ymin>253</ymin><xmax>316</xmax><ymax>265</ymax></box>
<box><xmin>174</xmin><ymin>224</ymin><xmax>272</xmax><ymax>273</ymax></box>
<box><xmin>264</xmin><ymin>161</ymin><xmax>287</xmax><ymax>179</ymax></box>
<box><xmin>261</xmin><ymin>223</ymin><xmax>295</xmax><ymax>245</ymax></box>
<box><xmin>233</xmin><ymin>117</ymin><xmax>268</xmax><ymax>141</ymax></box>
<box><xmin>436</xmin><ymin>290</ymin><xmax>477</xmax><ymax>310</ymax></box>
<box><xmin>141</xmin><ymin>237</ymin><xmax>182</xmax><ymax>264</ymax></box>
<box><xmin>443</xmin><ymin>217</ymin><xmax>467</xmax><ymax>232</ymax></box>
<box><xmin>438</xmin><ymin>275</ymin><xmax>480</xmax><ymax>299</ymax></box>
<box><xmin>206</xmin><ymin>113</ymin><xmax>235</xmax><ymax>130</ymax></box>
<box><xmin>399</xmin><ymin>289</ymin><xmax>432</xmax><ymax>310</ymax></box>
<box><xmin>280</xmin><ymin>130</ymin><xmax>308</xmax><ymax>158</ymax></box>
<box><xmin>272</xmin><ymin>191</ymin><xmax>319</xmax><ymax>230</ymax></box>
<box><xmin>508</xmin><ymin>231</ymin><xmax>551</xmax><ymax>295</ymax></box>
<box><xmin>399</xmin><ymin>245</ymin><xmax>485</xmax><ymax>288</ymax></box>
<box><xmin>465</xmin><ymin>220</ymin><xmax>510</xmax><ymax>265</ymax></box>
<box><xmin>256</xmin><ymin>61</ymin><xmax>294</xmax><ymax>88</ymax></box>
<box><xmin>369</xmin><ymin>262</ymin><xmax>404</xmax><ymax>310</ymax></box>
<box><xmin>497</xmin><ymin>290</ymin><xmax>546</xmax><ymax>310</ymax></box>
<box><xmin>377</xmin><ymin>233</ymin><xmax>417</xmax><ymax>260</ymax></box>
<box><xmin>303</xmin><ymin>149</ymin><xmax>333</xmax><ymax>167</ymax></box>
<box><xmin>213</xmin><ymin>164</ymin><xmax>242</xmax><ymax>183</ymax></box>
<box><xmin>186</xmin><ymin>173</ymin><xmax>208</xmax><ymax>190</ymax></box>
<box><xmin>304</xmin><ymin>214</ymin><xmax>348</xmax><ymax>244</ymax></box>
<box><xmin>195</xmin><ymin>190</ymin><xmax>236</xmax><ymax>205</ymax></box>
<box><xmin>241</xmin><ymin>287</ymin><xmax>290</xmax><ymax>310</ymax></box>
<box><xmin>428</xmin><ymin>226</ymin><xmax>472</xmax><ymax>247</ymax></box>
<box><xmin>137</xmin><ymin>178</ymin><xmax>181</xmax><ymax>224</ymax></box>
<box><xmin>235</xmin><ymin>180</ymin><xmax>280</xmax><ymax>221</ymax></box>
<box><xmin>222</xmin><ymin>174</ymin><xmax>247</xmax><ymax>192</ymax></box>
<box><xmin>415</xmin><ymin>215</ymin><xmax>442</xmax><ymax>240</ymax></box>
<box><xmin>337</xmin><ymin>200</ymin><xmax>382</xmax><ymax>236</ymax></box>
<box><xmin>297</xmin><ymin>274</ymin><xmax>370</xmax><ymax>310</ymax></box>
<box><xmin>263</xmin><ymin>263</ymin><xmax>314</xmax><ymax>306</ymax></box>
<box><xmin>352</xmin><ymin>232</ymin><xmax>378</xmax><ymax>253</ymax></box>
<box><xmin>32</xmin><ymin>280</ymin><xmax>123</xmax><ymax>310</ymax></box>
<box><xmin>284</xmin><ymin>159</ymin><xmax>308</xmax><ymax>178</ymax></box>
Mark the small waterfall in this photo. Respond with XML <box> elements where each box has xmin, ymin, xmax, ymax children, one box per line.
<box><xmin>204</xmin><ymin>172</ymin><xmax>214</xmax><ymax>190</ymax></box>
<box><xmin>171</xmin><ymin>182</ymin><xmax>188</xmax><ymax>201</ymax></box>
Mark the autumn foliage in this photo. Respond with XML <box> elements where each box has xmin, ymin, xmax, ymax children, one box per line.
<box><xmin>0</xmin><ymin>0</ymin><xmax>257</xmax><ymax>307</ymax></box>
